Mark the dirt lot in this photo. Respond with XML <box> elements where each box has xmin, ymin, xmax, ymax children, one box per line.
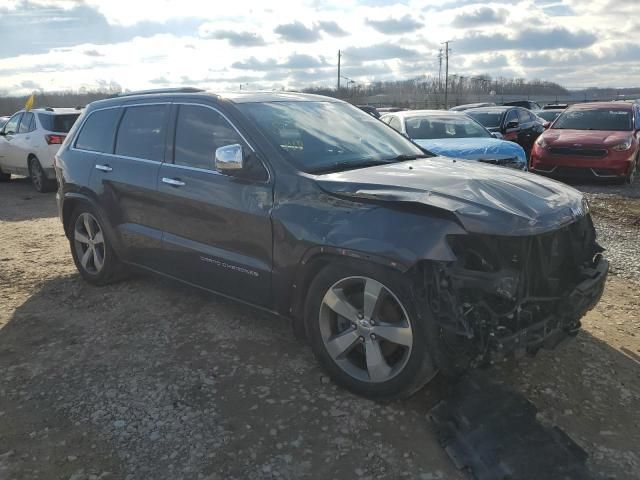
<box><xmin>1</xmin><ymin>177</ymin><xmax>639</xmax><ymax>480</ymax></box>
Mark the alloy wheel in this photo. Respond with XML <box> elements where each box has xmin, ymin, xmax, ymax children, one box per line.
<box><xmin>319</xmin><ymin>276</ymin><xmax>413</xmax><ymax>383</ymax></box>
<box><xmin>73</xmin><ymin>212</ymin><xmax>106</xmax><ymax>274</ymax></box>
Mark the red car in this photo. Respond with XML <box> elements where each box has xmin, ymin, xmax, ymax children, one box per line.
<box><xmin>530</xmin><ymin>102</ymin><xmax>639</xmax><ymax>183</ymax></box>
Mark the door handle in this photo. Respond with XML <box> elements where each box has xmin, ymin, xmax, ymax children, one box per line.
<box><xmin>95</xmin><ymin>164</ymin><xmax>113</xmax><ymax>172</ymax></box>
<box><xmin>162</xmin><ymin>177</ymin><xmax>186</xmax><ymax>187</ymax></box>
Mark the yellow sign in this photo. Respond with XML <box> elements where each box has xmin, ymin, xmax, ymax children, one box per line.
<box><xmin>24</xmin><ymin>93</ymin><xmax>35</xmax><ymax>111</ymax></box>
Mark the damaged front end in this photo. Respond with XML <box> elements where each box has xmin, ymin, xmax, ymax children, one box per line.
<box><xmin>426</xmin><ymin>214</ymin><xmax>608</xmax><ymax>365</ymax></box>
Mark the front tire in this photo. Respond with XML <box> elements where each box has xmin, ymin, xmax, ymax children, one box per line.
<box><xmin>304</xmin><ymin>262</ymin><xmax>438</xmax><ymax>400</ymax></box>
<box><xmin>626</xmin><ymin>155</ymin><xmax>638</xmax><ymax>185</ymax></box>
<box><xmin>69</xmin><ymin>205</ymin><xmax>123</xmax><ymax>285</ymax></box>
<box><xmin>0</xmin><ymin>171</ymin><xmax>10</xmax><ymax>182</ymax></box>
<box><xmin>28</xmin><ymin>156</ymin><xmax>56</xmax><ymax>193</ymax></box>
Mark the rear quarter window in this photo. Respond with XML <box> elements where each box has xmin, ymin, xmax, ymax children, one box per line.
<box><xmin>75</xmin><ymin>108</ymin><xmax>121</xmax><ymax>153</ymax></box>
<box><xmin>38</xmin><ymin>113</ymin><xmax>80</xmax><ymax>133</ymax></box>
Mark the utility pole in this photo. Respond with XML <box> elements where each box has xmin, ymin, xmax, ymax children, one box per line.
<box><xmin>437</xmin><ymin>48</ymin><xmax>443</xmax><ymax>91</ymax></box>
<box><xmin>442</xmin><ymin>41</ymin><xmax>451</xmax><ymax>109</ymax></box>
<box><xmin>337</xmin><ymin>50</ymin><xmax>341</xmax><ymax>93</ymax></box>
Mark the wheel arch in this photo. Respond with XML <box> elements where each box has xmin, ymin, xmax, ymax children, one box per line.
<box><xmin>61</xmin><ymin>192</ymin><xmax>124</xmax><ymax>256</ymax></box>
<box><xmin>288</xmin><ymin>247</ymin><xmax>417</xmax><ymax>338</ymax></box>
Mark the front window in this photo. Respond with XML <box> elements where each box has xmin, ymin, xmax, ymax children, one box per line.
<box><xmin>238</xmin><ymin>101</ymin><xmax>426</xmax><ymax>174</ymax></box>
<box><xmin>466</xmin><ymin>111</ymin><xmax>503</xmax><ymax>129</ymax></box>
<box><xmin>553</xmin><ymin>108</ymin><xmax>633</xmax><ymax>131</ymax></box>
<box><xmin>404</xmin><ymin>115</ymin><xmax>491</xmax><ymax>140</ymax></box>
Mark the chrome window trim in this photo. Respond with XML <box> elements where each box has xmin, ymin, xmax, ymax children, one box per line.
<box><xmin>162</xmin><ymin>162</ymin><xmax>223</xmax><ymax>176</ymax></box>
<box><xmin>98</xmin><ymin>151</ymin><xmax>162</xmax><ymax>165</ymax></box>
<box><xmin>69</xmin><ymin>100</ymin><xmax>271</xmax><ymax>182</ymax></box>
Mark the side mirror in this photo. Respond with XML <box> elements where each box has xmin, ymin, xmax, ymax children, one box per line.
<box><xmin>492</xmin><ymin>132</ymin><xmax>504</xmax><ymax>140</ymax></box>
<box><xmin>505</xmin><ymin>120</ymin><xmax>519</xmax><ymax>131</ymax></box>
<box><xmin>543</xmin><ymin>121</ymin><xmax>551</xmax><ymax>129</ymax></box>
<box><xmin>215</xmin><ymin>144</ymin><xmax>244</xmax><ymax>173</ymax></box>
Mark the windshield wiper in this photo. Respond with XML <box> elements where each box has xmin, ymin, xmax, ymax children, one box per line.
<box><xmin>309</xmin><ymin>159</ymin><xmax>397</xmax><ymax>174</ymax></box>
<box><xmin>382</xmin><ymin>153</ymin><xmax>431</xmax><ymax>162</ymax></box>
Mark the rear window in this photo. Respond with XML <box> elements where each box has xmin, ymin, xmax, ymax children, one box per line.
<box><xmin>553</xmin><ymin>108</ymin><xmax>633</xmax><ymax>131</ymax></box>
<box><xmin>75</xmin><ymin>108</ymin><xmax>120</xmax><ymax>153</ymax></box>
<box><xmin>38</xmin><ymin>113</ymin><xmax>80</xmax><ymax>133</ymax></box>
<box><xmin>115</xmin><ymin>105</ymin><xmax>168</xmax><ymax>162</ymax></box>
<box><xmin>467</xmin><ymin>111</ymin><xmax>503</xmax><ymax>128</ymax></box>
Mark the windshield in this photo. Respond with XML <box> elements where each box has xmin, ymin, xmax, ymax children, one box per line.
<box><xmin>536</xmin><ymin>110</ymin><xmax>562</xmax><ymax>122</ymax></box>
<box><xmin>466</xmin><ymin>111</ymin><xmax>503</xmax><ymax>129</ymax></box>
<box><xmin>238</xmin><ymin>101</ymin><xmax>425</xmax><ymax>174</ymax></box>
<box><xmin>552</xmin><ymin>108</ymin><xmax>633</xmax><ymax>131</ymax></box>
<box><xmin>37</xmin><ymin>113</ymin><xmax>80</xmax><ymax>133</ymax></box>
<box><xmin>405</xmin><ymin>115</ymin><xmax>491</xmax><ymax>140</ymax></box>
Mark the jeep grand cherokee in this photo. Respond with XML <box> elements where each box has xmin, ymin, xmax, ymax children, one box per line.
<box><xmin>55</xmin><ymin>89</ymin><xmax>608</xmax><ymax>399</ymax></box>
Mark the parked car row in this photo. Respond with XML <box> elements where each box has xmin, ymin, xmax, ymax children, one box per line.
<box><xmin>0</xmin><ymin>107</ymin><xmax>81</xmax><ymax>191</ymax></box>
<box><xmin>380</xmin><ymin>110</ymin><xmax>527</xmax><ymax>170</ymax></box>
<box><xmin>51</xmin><ymin>89</ymin><xmax>608</xmax><ymax>399</ymax></box>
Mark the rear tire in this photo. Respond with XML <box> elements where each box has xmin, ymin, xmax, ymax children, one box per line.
<box><xmin>69</xmin><ymin>205</ymin><xmax>124</xmax><ymax>286</ymax></box>
<box><xmin>304</xmin><ymin>261</ymin><xmax>438</xmax><ymax>400</ymax></box>
<box><xmin>28</xmin><ymin>156</ymin><xmax>56</xmax><ymax>193</ymax></box>
<box><xmin>0</xmin><ymin>171</ymin><xmax>10</xmax><ymax>182</ymax></box>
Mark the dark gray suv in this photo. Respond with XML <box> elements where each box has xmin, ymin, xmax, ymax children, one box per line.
<box><xmin>55</xmin><ymin>89</ymin><xmax>608</xmax><ymax>399</ymax></box>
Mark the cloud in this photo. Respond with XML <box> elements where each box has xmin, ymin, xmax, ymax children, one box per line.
<box><xmin>274</xmin><ymin>21</ymin><xmax>321</xmax><ymax>43</ymax></box>
<box><xmin>455</xmin><ymin>27</ymin><xmax>597</xmax><ymax>53</ymax></box>
<box><xmin>83</xmin><ymin>49</ymin><xmax>105</xmax><ymax>57</ymax></box>
<box><xmin>342</xmin><ymin>63</ymin><xmax>393</xmax><ymax>77</ymax></box>
<box><xmin>342</xmin><ymin>43</ymin><xmax>420</xmax><ymax>61</ymax></box>
<box><xmin>468</xmin><ymin>54</ymin><xmax>510</xmax><ymax>70</ymax></box>
<box><xmin>317</xmin><ymin>21</ymin><xmax>348</xmax><ymax>37</ymax></box>
<box><xmin>232</xmin><ymin>54</ymin><xmax>327</xmax><ymax>71</ymax></box>
<box><xmin>452</xmin><ymin>7</ymin><xmax>508</xmax><ymax>27</ymax></box>
<box><xmin>20</xmin><ymin>80</ymin><xmax>41</xmax><ymax>90</ymax></box>
<box><xmin>202</xmin><ymin>30</ymin><xmax>266</xmax><ymax>47</ymax></box>
<box><xmin>365</xmin><ymin>15</ymin><xmax>423</xmax><ymax>34</ymax></box>
<box><xmin>0</xmin><ymin>0</ymin><xmax>203</xmax><ymax>58</ymax></box>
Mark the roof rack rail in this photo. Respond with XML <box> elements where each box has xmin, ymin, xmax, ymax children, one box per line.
<box><xmin>117</xmin><ymin>87</ymin><xmax>205</xmax><ymax>97</ymax></box>
<box><xmin>44</xmin><ymin>107</ymin><xmax>54</xmax><ymax>111</ymax></box>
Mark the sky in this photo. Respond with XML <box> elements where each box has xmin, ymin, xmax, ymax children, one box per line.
<box><xmin>0</xmin><ymin>0</ymin><xmax>638</xmax><ymax>95</ymax></box>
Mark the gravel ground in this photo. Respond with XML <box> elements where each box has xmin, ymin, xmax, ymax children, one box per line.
<box><xmin>578</xmin><ymin>181</ymin><xmax>640</xmax><ymax>281</ymax></box>
<box><xmin>1</xmin><ymin>177</ymin><xmax>639</xmax><ymax>480</ymax></box>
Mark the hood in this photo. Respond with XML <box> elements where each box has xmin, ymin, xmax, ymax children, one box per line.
<box><xmin>543</xmin><ymin>129</ymin><xmax>631</xmax><ymax>147</ymax></box>
<box><xmin>314</xmin><ymin>157</ymin><xmax>588</xmax><ymax>236</ymax></box>
<box><xmin>414</xmin><ymin>138</ymin><xmax>526</xmax><ymax>169</ymax></box>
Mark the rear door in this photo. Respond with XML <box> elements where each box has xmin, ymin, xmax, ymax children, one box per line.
<box><xmin>87</xmin><ymin>102</ymin><xmax>169</xmax><ymax>269</ymax></box>
<box><xmin>8</xmin><ymin>112</ymin><xmax>36</xmax><ymax>172</ymax></box>
<box><xmin>157</xmin><ymin>102</ymin><xmax>273</xmax><ymax>306</ymax></box>
<box><xmin>0</xmin><ymin>112</ymin><xmax>23</xmax><ymax>173</ymax></box>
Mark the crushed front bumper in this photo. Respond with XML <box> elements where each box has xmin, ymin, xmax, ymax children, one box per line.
<box><xmin>429</xmin><ymin>217</ymin><xmax>608</xmax><ymax>364</ymax></box>
<box><xmin>492</xmin><ymin>256</ymin><xmax>608</xmax><ymax>358</ymax></box>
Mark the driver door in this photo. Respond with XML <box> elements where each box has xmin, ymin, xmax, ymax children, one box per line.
<box><xmin>157</xmin><ymin>103</ymin><xmax>274</xmax><ymax>306</ymax></box>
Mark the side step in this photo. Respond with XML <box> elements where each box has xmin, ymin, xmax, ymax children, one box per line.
<box><xmin>429</xmin><ymin>372</ymin><xmax>594</xmax><ymax>480</ymax></box>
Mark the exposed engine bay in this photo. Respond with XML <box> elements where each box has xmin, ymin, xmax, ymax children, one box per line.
<box><xmin>425</xmin><ymin>214</ymin><xmax>608</xmax><ymax>365</ymax></box>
